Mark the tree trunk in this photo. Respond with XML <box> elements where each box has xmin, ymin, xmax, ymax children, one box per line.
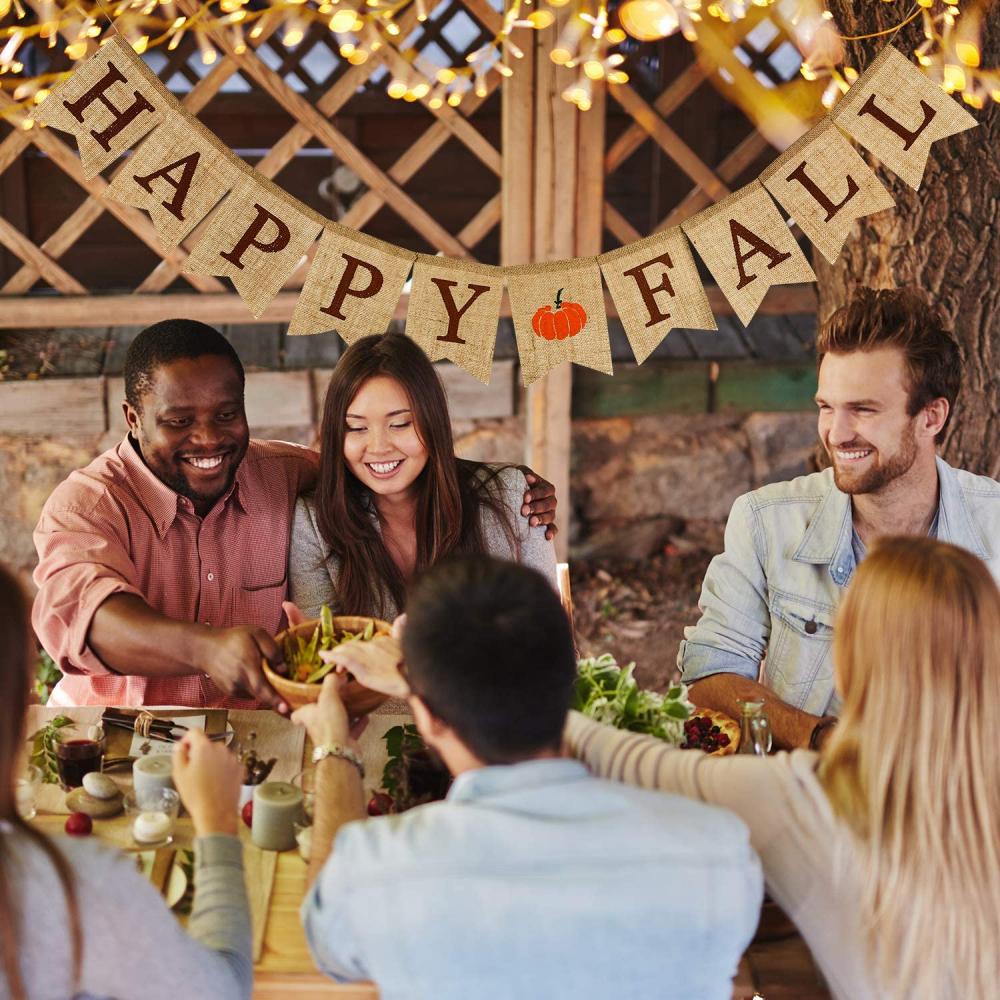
<box><xmin>819</xmin><ymin>2</ymin><xmax>1000</xmax><ymax>475</ymax></box>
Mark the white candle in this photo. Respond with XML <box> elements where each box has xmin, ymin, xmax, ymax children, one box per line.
<box><xmin>133</xmin><ymin>755</ymin><xmax>175</xmax><ymax>799</ymax></box>
<box><xmin>15</xmin><ymin>781</ymin><xmax>36</xmax><ymax>820</ymax></box>
<box><xmin>133</xmin><ymin>810</ymin><xmax>172</xmax><ymax>844</ymax></box>
<box><xmin>252</xmin><ymin>782</ymin><xmax>303</xmax><ymax>851</ymax></box>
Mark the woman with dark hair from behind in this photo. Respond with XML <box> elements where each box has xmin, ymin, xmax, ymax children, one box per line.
<box><xmin>0</xmin><ymin>562</ymin><xmax>254</xmax><ymax>1000</ymax></box>
<box><xmin>289</xmin><ymin>333</ymin><xmax>556</xmax><ymax>620</ymax></box>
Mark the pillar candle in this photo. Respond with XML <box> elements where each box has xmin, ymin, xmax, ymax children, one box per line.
<box><xmin>132</xmin><ymin>755</ymin><xmax>175</xmax><ymax>799</ymax></box>
<box><xmin>252</xmin><ymin>782</ymin><xmax>304</xmax><ymax>851</ymax></box>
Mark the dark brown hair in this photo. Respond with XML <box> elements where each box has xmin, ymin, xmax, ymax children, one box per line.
<box><xmin>314</xmin><ymin>334</ymin><xmax>518</xmax><ymax>616</ymax></box>
<box><xmin>816</xmin><ymin>287</ymin><xmax>961</xmax><ymax>441</ymax></box>
<box><xmin>0</xmin><ymin>564</ymin><xmax>82</xmax><ymax>999</ymax></box>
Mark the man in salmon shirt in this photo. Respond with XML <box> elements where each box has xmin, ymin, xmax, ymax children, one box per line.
<box><xmin>32</xmin><ymin>319</ymin><xmax>558</xmax><ymax>709</ymax></box>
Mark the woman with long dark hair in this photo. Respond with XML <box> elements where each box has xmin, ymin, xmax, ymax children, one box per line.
<box><xmin>0</xmin><ymin>562</ymin><xmax>253</xmax><ymax>999</ymax></box>
<box><xmin>288</xmin><ymin>334</ymin><xmax>556</xmax><ymax>619</ymax></box>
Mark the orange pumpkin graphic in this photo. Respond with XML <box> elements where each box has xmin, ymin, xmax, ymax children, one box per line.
<box><xmin>531</xmin><ymin>288</ymin><xmax>587</xmax><ymax>341</ymax></box>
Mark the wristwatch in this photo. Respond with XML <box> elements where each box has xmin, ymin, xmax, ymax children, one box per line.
<box><xmin>311</xmin><ymin>743</ymin><xmax>364</xmax><ymax>777</ymax></box>
<box><xmin>809</xmin><ymin>716</ymin><xmax>838</xmax><ymax>751</ymax></box>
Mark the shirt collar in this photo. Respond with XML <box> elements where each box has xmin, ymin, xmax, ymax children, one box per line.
<box><xmin>446</xmin><ymin>758</ymin><xmax>590</xmax><ymax>805</ymax></box>
<box><xmin>935</xmin><ymin>456</ymin><xmax>991</xmax><ymax>559</ymax></box>
<box><xmin>119</xmin><ymin>436</ymin><xmax>245</xmax><ymax>538</ymax></box>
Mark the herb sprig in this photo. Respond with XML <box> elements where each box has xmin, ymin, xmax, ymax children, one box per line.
<box><xmin>573</xmin><ymin>654</ymin><xmax>693</xmax><ymax>746</ymax></box>
<box><xmin>28</xmin><ymin>714</ymin><xmax>73</xmax><ymax>784</ymax></box>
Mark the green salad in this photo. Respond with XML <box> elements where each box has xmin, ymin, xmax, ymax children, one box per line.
<box><xmin>573</xmin><ymin>653</ymin><xmax>694</xmax><ymax>746</ymax></box>
<box><xmin>282</xmin><ymin>605</ymin><xmax>377</xmax><ymax>684</ymax></box>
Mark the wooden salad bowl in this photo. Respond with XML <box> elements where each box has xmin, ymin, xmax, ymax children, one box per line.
<box><xmin>263</xmin><ymin>615</ymin><xmax>393</xmax><ymax>713</ymax></box>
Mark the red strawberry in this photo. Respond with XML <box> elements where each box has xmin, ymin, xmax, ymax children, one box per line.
<box><xmin>65</xmin><ymin>812</ymin><xmax>92</xmax><ymax>837</ymax></box>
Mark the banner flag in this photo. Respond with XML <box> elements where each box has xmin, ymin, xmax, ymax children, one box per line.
<box><xmin>832</xmin><ymin>44</ymin><xmax>978</xmax><ymax>190</ymax></box>
<box><xmin>289</xmin><ymin>224</ymin><xmax>415</xmax><ymax>340</ymax></box>
<box><xmin>31</xmin><ymin>36</ymin><xmax>165</xmax><ymax>178</ymax></box>
<box><xmin>506</xmin><ymin>257</ymin><xmax>613</xmax><ymax>386</ymax></box>
<box><xmin>682</xmin><ymin>181</ymin><xmax>816</xmax><ymax>327</ymax></box>
<box><xmin>599</xmin><ymin>227</ymin><xmax>716</xmax><ymax>363</ymax></box>
<box><xmin>404</xmin><ymin>254</ymin><xmax>504</xmax><ymax>384</ymax></box>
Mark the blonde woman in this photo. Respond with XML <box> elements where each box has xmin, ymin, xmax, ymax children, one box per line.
<box><xmin>566</xmin><ymin>536</ymin><xmax>1000</xmax><ymax>999</ymax></box>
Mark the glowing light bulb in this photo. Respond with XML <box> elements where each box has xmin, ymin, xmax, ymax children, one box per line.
<box><xmin>619</xmin><ymin>0</ymin><xmax>679</xmax><ymax>41</ymax></box>
<box><xmin>329</xmin><ymin>8</ymin><xmax>357</xmax><ymax>32</ymax></box>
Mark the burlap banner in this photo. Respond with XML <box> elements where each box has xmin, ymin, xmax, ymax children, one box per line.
<box><xmin>183</xmin><ymin>180</ymin><xmax>324</xmax><ymax>318</ymax></box>
<box><xmin>289</xmin><ymin>225</ymin><xmax>415</xmax><ymax>341</ymax></box>
<box><xmin>106</xmin><ymin>110</ymin><xmax>242</xmax><ymax>247</ymax></box>
<box><xmin>31</xmin><ymin>36</ymin><xmax>981</xmax><ymax>378</ymax></box>
<box><xmin>832</xmin><ymin>44</ymin><xmax>978</xmax><ymax>190</ymax></box>
<box><xmin>682</xmin><ymin>181</ymin><xmax>816</xmax><ymax>327</ymax></box>
<box><xmin>599</xmin><ymin>228</ymin><xmax>716</xmax><ymax>364</ymax></box>
<box><xmin>31</xmin><ymin>35</ymin><xmax>166</xmax><ymax>178</ymax></box>
<box><xmin>404</xmin><ymin>254</ymin><xmax>504</xmax><ymax>384</ymax></box>
<box><xmin>506</xmin><ymin>258</ymin><xmax>613</xmax><ymax>386</ymax></box>
<box><xmin>760</xmin><ymin>119</ymin><xmax>895</xmax><ymax>265</ymax></box>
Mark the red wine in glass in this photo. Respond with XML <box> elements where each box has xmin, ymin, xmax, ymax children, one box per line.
<box><xmin>55</xmin><ymin>738</ymin><xmax>104</xmax><ymax>789</ymax></box>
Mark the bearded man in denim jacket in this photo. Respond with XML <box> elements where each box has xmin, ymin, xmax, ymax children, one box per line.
<box><xmin>680</xmin><ymin>288</ymin><xmax>1000</xmax><ymax>751</ymax></box>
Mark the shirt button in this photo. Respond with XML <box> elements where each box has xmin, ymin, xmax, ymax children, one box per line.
<box><xmin>805</xmin><ymin>619</ymin><xmax>818</xmax><ymax>635</ymax></box>
<box><xmin>204</xmin><ymin>621</ymin><xmax>211</xmax><ymax>626</ymax></box>
<box><xmin>207</xmin><ymin>572</ymin><xmax>215</xmax><ymax>582</ymax></box>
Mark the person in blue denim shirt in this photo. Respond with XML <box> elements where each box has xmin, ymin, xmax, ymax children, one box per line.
<box><xmin>293</xmin><ymin>556</ymin><xmax>763</xmax><ymax>1000</ymax></box>
<box><xmin>680</xmin><ymin>288</ymin><xmax>1000</xmax><ymax>751</ymax></box>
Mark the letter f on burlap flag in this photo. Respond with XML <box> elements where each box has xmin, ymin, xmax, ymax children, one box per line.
<box><xmin>31</xmin><ymin>36</ymin><xmax>165</xmax><ymax>178</ymax></box>
<box><xmin>682</xmin><ymin>181</ymin><xmax>815</xmax><ymax>327</ymax></box>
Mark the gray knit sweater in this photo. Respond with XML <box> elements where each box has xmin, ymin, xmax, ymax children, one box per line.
<box><xmin>288</xmin><ymin>465</ymin><xmax>558</xmax><ymax>620</ymax></box>
<box><xmin>4</xmin><ymin>828</ymin><xmax>252</xmax><ymax>1000</ymax></box>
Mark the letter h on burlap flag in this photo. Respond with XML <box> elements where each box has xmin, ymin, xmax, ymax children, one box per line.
<box><xmin>505</xmin><ymin>258</ymin><xmax>613</xmax><ymax>386</ymax></box>
<box><xmin>760</xmin><ymin>119</ymin><xmax>895</xmax><ymax>265</ymax></box>
<box><xmin>599</xmin><ymin>228</ymin><xmax>716</xmax><ymax>364</ymax></box>
<box><xmin>289</xmin><ymin>224</ymin><xmax>416</xmax><ymax>341</ymax></box>
<box><xmin>831</xmin><ymin>44</ymin><xmax>977</xmax><ymax>190</ymax></box>
<box><xmin>404</xmin><ymin>254</ymin><xmax>504</xmax><ymax>384</ymax></box>
<box><xmin>183</xmin><ymin>178</ymin><xmax>324</xmax><ymax>317</ymax></box>
<box><xmin>682</xmin><ymin>181</ymin><xmax>815</xmax><ymax>327</ymax></box>
<box><xmin>106</xmin><ymin>111</ymin><xmax>241</xmax><ymax>248</ymax></box>
<box><xmin>32</xmin><ymin>35</ymin><xmax>166</xmax><ymax>178</ymax></box>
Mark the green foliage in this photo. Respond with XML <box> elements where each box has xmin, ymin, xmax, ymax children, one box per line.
<box><xmin>34</xmin><ymin>650</ymin><xmax>62</xmax><ymax>703</ymax></box>
<box><xmin>573</xmin><ymin>653</ymin><xmax>693</xmax><ymax>746</ymax></box>
<box><xmin>28</xmin><ymin>714</ymin><xmax>73</xmax><ymax>784</ymax></box>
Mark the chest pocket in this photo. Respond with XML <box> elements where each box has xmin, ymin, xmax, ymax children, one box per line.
<box><xmin>765</xmin><ymin>598</ymin><xmax>837</xmax><ymax>715</ymax></box>
<box><xmin>232</xmin><ymin>548</ymin><xmax>288</xmax><ymax>631</ymax></box>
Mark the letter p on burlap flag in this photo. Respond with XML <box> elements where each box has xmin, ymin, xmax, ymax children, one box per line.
<box><xmin>682</xmin><ymin>181</ymin><xmax>815</xmax><ymax>327</ymax></box>
<box><xmin>832</xmin><ymin>44</ymin><xmax>977</xmax><ymax>190</ymax></box>
<box><xmin>505</xmin><ymin>258</ymin><xmax>613</xmax><ymax>387</ymax></box>
<box><xmin>404</xmin><ymin>254</ymin><xmax>504</xmax><ymax>384</ymax></box>
<box><xmin>32</xmin><ymin>35</ymin><xmax>165</xmax><ymax>178</ymax></box>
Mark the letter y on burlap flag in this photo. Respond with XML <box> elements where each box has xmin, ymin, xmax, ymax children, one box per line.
<box><xmin>831</xmin><ymin>44</ymin><xmax>977</xmax><ymax>190</ymax></box>
<box><xmin>183</xmin><ymin>179</ymin><xmax>323</xmax><ymax>317</ymax></box>
<box><xmin>32</xmin><ymin>35</ymin><xmax>166</xmax><ymax>178</ymax></box>
<box><xmin>760</xmin><ymin>119</ymin><xmax>895</xmax><ymax>265</ymax></box>
<box><xmin>404</xmin><ymin>254</ymin><xmax>504</xmax><ymax>384</ymax></box>
<box><xmin>599</xmin><ymin>228</ymin><xmax>715</xmax><ymax>364</ymax></box>
<box><xmin>682</xmin><ymin>181</ymin><xmax>815</xmax><ymax>327</ymax></box>
<box><xmin>505</xmin><ymin>258</ymin><xmax>612</xmax><ymax>386</ymax></box>
<box><xmin>106</xmin><ymin>111</ymin><xmax>241</xmax><ymax>248</ymax></box>
<box><xmin>289</xmin><ymin>224</ymin><xmax>415</xmax><ymax>340</ymax></box>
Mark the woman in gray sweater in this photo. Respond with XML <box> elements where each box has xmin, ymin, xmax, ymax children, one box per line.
<box><xmin>0</xmin><ymin>562</ymin><xmax>253</xmax><ymax>1000</ymax></box>
<box><xmin>289</xmin><ymin>334</ymin><xmax>556</xmax><ymax>621</ymax></box>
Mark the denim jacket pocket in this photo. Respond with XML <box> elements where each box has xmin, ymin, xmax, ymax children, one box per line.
<box><xmin>766</xmin><ymin>598</ymin><xmax>836</xmax><ymax>713</ymax></box>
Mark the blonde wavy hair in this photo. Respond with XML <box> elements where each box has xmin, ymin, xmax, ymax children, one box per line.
<box><xmin>820</xmin><ymin>536</ymin><xmax>1000</xmax><ymax>998</ymax></box>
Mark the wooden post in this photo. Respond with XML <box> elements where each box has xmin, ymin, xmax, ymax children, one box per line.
<box><xmin>501</xmin><ymin>16</ymin><xmax>606</xmax><ymax>560</ymax></box>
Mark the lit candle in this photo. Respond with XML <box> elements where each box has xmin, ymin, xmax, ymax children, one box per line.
<box><xmin>251</xmin><ymin>782</ymin><xmax>304</xmax><ymax>851</ymax></box>
<box><xmin>133</xmin><ymin>810</ymin><xmax>172</xmax><ymax>845</ymax></box>
<box><xmin>132</xmin><ymin>755</ymin><xmax>174</xmax><ymax>799</ymax></box>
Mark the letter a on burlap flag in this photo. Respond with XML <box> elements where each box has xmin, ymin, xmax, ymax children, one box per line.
<box><xmin>290</xmin><ymin>224</ymin><xmax>415</xmax><ymax>341</ymax></box>
<box><xmin>404</xmin><ymin>255</ymin><xmax>504</xmax><ymax>384</ymax></box>
<box><xmin>183</xmin><ymin>178</ymin><xmax>323</xmax><ymax>317</ymax></box>
<box><xmin>106</xmin><ymin>111</ymin><xmax>241</xmax><ymax>248</ymax></box>
<box><xmin>760</xmin><ymin>119</ymin><xmax>895</xmax><ymax>265</ymax></box>
<box><xmin>682</xmin><ymin>181</ymin><xmax>815</xmax><ymax>327</ymax></box>
<box><xmin>32</xmin><ymin>35</ymin><xmax>166</xmax><ymax>178</ymax></box>
<box><xmin>505</xmin><ymin>258</ymin><xmax>612</xmax><ymax>386</ymax></box>
<box><xmin>599</xmin><ymin>228</ymin><xmax>715</xmax><ymax>364</ymax></box>
<box><xmin>831</xmin><ymin>44</ymin><xmax>977</xmax><ymax>190</ymax></box>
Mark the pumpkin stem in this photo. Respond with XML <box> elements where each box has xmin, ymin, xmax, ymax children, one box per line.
<box><xmin>554</xmin><ymin>288</ymin><xmax>564</xmax><ymax>309</ymax></box>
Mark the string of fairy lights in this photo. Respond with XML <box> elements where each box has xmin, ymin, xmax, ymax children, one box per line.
<box><xmin>0</xmin><ymin>0</ymin><xmax>995</xmax><ymax>118</ymax></box>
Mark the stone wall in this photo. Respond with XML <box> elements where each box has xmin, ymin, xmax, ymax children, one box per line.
<box><xmin>0</xmin><ymin>393</ymin><xmax>817</xmax><ymax>583</ymax></box>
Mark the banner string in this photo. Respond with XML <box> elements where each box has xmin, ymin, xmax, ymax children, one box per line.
<box><xmin>840</xmin><ymin>4</ymin><xmax>921</xmax><ymax>42</ymax></box>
